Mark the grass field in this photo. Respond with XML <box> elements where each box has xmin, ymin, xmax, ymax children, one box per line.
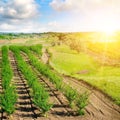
<box><xmin>49</xmin><ymin>45</ymin><xmax>120</xmax><ymax>105</ymax></box>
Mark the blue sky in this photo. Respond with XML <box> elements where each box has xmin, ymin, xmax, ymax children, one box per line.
<box><xmin>0</xmin><ymin>0</ymin><xmax>120</xmax><ymax>32</ymax></box>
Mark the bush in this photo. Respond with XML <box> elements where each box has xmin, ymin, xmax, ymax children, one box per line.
<box><xmin>0</xmin><ymin>86</ymin><xmax>17</xmax><ymax>115</ymax></box>
<box><xmin>62</xmin><ymin>84</ymin><xmax>77</xmax><ymax>107</ymax></box>
<box><xmin>76</xmin><ymin>92</ymin><xmax>89</xmax><ymax>115</ymax></box>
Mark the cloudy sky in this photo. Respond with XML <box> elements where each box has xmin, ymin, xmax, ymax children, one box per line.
<box><xmin>0</xmin><ymin>0</ymin><xmax>120</xmax><ymax>32</ymax></box>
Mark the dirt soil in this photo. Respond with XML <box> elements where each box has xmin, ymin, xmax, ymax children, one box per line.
<box><xmin>0</xmin><ymin>40</ymin><xmax>9</xmax><ymax>46</ymax></box>
<box><xmin>63</xmin><ymin>76</ymin><xmax>120</xmax><ymax>120</ymax></box>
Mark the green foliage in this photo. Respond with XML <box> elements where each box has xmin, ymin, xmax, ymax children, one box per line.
<box><xmin>1</xmin><ymin>65</ymin><xmax>12</xmax><ymax>89</ymax></box>
<box><xmin>0</xmin><ymin>33</ymin><xmax>40</xmax><ymax>40</ymax></box>
<box><xmin>19</xmin><ymin>46</ymin><xmax>88</xmax><ymax>114</ymax></box>
<box><xmin>62</xmin><ymin>84</ymin><xmax>77</xmax><ymax>107</ymax></box>
<box><xmin>1</xmin><ymin>46</ymin><xmax>13</xmax><ymax>89</ymax></box>
<box><xmin>32</xmin><ymin>81</ymin><xmax>53</xmax><ymax>114</ymax></box>
<box><xmin>0</xmin><ymin>86</ymin><xmax>17</xmax><ymax>115</ymax></box>
<box><xmin>0</xmin><ymin>46</ymin><xmax>17</xmax><ymax>115</ymax></box>
<box><xmin>20</xmin><ymin>46</ymin><xmax>63</xmax><ymax>90</ymax></box>
<box><xmin>76</xmin><ymin>92</ymin><xmax>89</xmax><ymax>115</ymax></box>
<box><xmin>10</xmin><ymin>46</ymin><xmax>52</xmax><ymax>114</ymax></box>
<box><xmin>28</xmin><ymin>44</ymin><xmax>42</xmax><ymax>56</ymax></box>
<box><xmin>33</xmin><ymin>82</ymin><xmax>52</xmax><ymax>114</ymax></box>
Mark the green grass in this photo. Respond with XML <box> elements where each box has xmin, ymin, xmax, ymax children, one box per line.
<box><xmin>49</xmin><ymin>45</ymin><xmax>98</xmax><ymax>75</ymax></box>
<box><xmin>49</xmin><ymin>45</ymin><xmax>99</xmax><ymax>75</ymax></box>
<box><xmin>49</xmin><ymin>45</ymin><xmax>120</xmax><ymax>105</ymax></box>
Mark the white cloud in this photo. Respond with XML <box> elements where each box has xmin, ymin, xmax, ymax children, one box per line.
<box><xmin>0</xmin><ymin>23</ymin><xmax>14</xmax><ymax>30</ymax></box>
<box><xmin>0</xmin><ymin>21</ymin><xmax>47</xmax><ymax>33</ymax></box>
<box><xmin>50</xmin><ymin>0</ymin><xmax>120</xmax><ymax>31</ymax></box>
<box><xmin>0</xmin><ymin>0</ymin><xmax>39</xmax><ymax>20</ymax></box>
<box><xmin>50</xmin><ymin>0</ymin><xmax>95</xmax><ymax>12</ymax></box>
<box><xmin>50</xmin><ymin>0</ymin><xmax>120</xmax><ymax>13</ymax></box>
<box><xmin>0</xmin><ymin>0</ymin><xmax>41</xmax><ymax>32</ymax></box>
<box><xmin>1</xmin><ymin>0</ymin><xmax>120</xmax><ymax>32</ymax></box>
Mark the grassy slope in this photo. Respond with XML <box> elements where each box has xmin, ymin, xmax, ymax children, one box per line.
<box><xmin>49</xmin><ymin>45</ymin><xmax>120</xmax><ymax>105</ymax></box>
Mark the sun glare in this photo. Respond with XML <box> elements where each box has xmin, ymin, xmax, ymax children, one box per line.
<box><xmin>98</xmin><ymin>27</ymin><xmax>116</xmax><ymax>43</ymax></box>
<box><xmin>104</xmin><ymin>30</ymin><xmax>115</xmax><ymax>36</ymax></box>
<box><xmin>95</xmin><ymin>16</ymin><xmax>118</xmax><ymax>43</ymax></box>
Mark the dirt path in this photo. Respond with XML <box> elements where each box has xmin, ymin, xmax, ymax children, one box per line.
<box><xmin>41</xmin><ymin>49</ymin><xmax>120</xmax><ymax>120</ymax></box>
<box><xmin>41</xmin><ymin>48</ymin><xmax>49</xmax><ymax>64</ymax></box>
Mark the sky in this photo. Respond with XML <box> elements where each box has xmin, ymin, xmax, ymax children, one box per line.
<box><xmin>0</xmin><ymin>0</ymin><xmax>120</xmax><ymax>33</ymax></box>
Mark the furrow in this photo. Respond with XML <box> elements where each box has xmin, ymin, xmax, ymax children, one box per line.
<box><xmin>9</xmin><ymin>51</ymin><xmax>39</xmax><ymax>120</ymax></box>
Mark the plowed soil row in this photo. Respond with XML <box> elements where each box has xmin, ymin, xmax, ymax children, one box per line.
<box><xmin>0</xmin><ymin>49</ymin><xmax>119</xmax><ymax>120</ymax></box>
<box><xmin>9</xmin><ymin>51</ymin><xmax>40</xmax><ymax>120</ymax></box>
<box><xmin>20</xmin><ymin>52</ymin><xmax>85</xmax><ymax>120</ymax></box>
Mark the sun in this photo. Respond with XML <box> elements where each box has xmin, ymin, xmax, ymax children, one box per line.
<box><xmin>101</xmin><ymin>24</ymin><xmax>116</xmax><ymax>35</ymax></box>
<box><xmin>98</xmin><ymin>25</ymin><xmax>117</xmax><ymax>43</ymax></box>
<box><xmin>96</xmin><ymin>15</ymin><xmax>118</xmax><ymax>43</ymax></box>
<box><xmin>103</xmin><ymin>30</ymin><xmax>115</xmax><ymax>36</ymax></box>
<box><xmin>96</xmin><ymin>29</ymin><xmax>116</xmax><ymax>43</ymax></box>
<box><xmin>99</xmin><ymin>30</ymin><xmax>116</xmax><ymax>43</ymax></box>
